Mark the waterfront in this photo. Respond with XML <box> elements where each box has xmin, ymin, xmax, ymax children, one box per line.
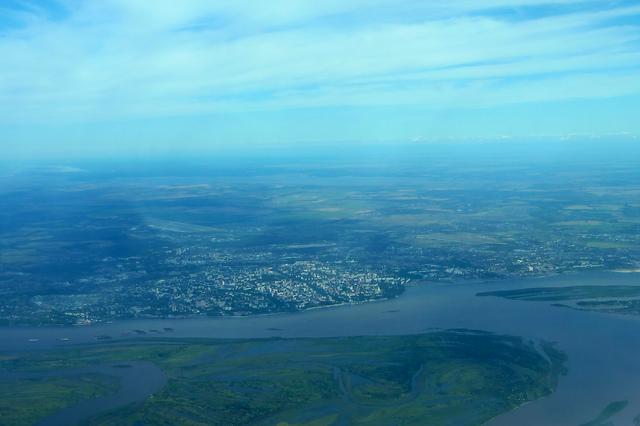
<box><xmin>1</xmin><ymin>271</ymin><xmax>639</xmax><ymax>425</ymax></box>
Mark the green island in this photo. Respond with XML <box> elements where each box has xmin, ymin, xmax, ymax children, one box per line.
<box><xmin>578</xmin><ymin>400</ymin><xmax>628</xmax><ymax>426</ymax></box>
<box><xmin>0</xmin><ymin>330</ymin><xmax>566</xmax><ymax>426</ymax></box>
<box><xmin>478</xmin><ymin>285</ymin><xmax>640</xmax><ymax>316</ymax></box>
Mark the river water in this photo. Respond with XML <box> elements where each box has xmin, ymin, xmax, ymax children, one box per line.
<box><xmin>1</xmin><ymin>271</ymin><xmax>639</xmax><ymax>425</ymax></box>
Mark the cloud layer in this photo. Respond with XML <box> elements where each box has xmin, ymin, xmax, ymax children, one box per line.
<box><xmin>1</xmin><ymin>0</ymin><xmax>639</xmax><ymax>124</ymax></box>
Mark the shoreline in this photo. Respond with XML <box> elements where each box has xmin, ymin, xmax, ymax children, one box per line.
<box><xmin>1</xmin><ymin>268</ymin><xmax>633</xmax><ymax>330</ymax></box>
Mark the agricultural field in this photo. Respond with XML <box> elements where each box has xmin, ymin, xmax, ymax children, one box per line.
<box><xmin>1</xmin><ymin>152</ymin><xmax>639</xmax><ymax>325</ymax></box>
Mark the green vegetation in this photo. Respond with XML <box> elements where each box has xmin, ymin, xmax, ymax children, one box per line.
<box><xmin>0</xmin><ymin>374</ymin><xmax>118</xmax><ymax>426</ymax></box>
<box><xmin>578</xmin><ymin>400</ymin><xmax>628</xmax><ymax>426</ymax></box>
<box><xmin>0</xmin><ymin>331</ymin><xmax>567</xmax><ymax>425</ymax></box>
<box><xmin>2</xmin><ymin>157</ymin><xmax>640</xmax><ymax>325</ymax></box>
<box><xmin>478</xmin><ymin>286</ymin><xmax>640</xmax><ymax>316</ymax></box>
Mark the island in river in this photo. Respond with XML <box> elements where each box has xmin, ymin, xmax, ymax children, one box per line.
<box><xmin>2</xmin><ymin>271</ymin><xmax>640</xmax><ymax>425</ymax></box>
<box><xmin>1</xmin><ymin>330</ymin><xmax>565</xmax><ymax>426</ymax></box>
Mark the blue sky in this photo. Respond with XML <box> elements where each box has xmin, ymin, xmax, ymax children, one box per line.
<box><xmin>1</xmin><ymin>0</ymin><xmax>640</xmax><ymax>157</ymax></box>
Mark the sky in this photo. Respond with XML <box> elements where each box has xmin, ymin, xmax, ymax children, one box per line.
<box><xmin>1</xmin><ymin>0</ymin><xmax>640</xmax><ymax>158</ymax></box>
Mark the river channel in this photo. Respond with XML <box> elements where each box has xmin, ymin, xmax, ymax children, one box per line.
<box><xmin>1</xmin><ymin>271</ymin><xmax>639</xmax><ymax>425</ymax></box>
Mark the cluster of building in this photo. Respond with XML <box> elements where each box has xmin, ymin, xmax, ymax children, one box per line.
<box><xmin>2</xmin><ymin>223</ymin><xmax>637</xmax><ymax>326</ymax></box>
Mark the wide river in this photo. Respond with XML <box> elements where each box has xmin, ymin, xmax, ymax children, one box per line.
<box><xmin>1</xmin><ymin>271</ymin><xmax>639</xmax><ymax>425</ymax></box>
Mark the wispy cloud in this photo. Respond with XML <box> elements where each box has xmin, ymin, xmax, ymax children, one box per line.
<box><xmin>0</xmin><ymin>0</ymin><xmax>639</xmax><ymax>124</ymax></box>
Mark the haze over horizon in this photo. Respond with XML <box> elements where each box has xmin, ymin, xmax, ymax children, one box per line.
<box><xmin>2</xmin><ymin>0</ymin><xmax>640</xmax><ymax>158</ymax></box>
<box><xmin>4</xmin><ymin>4</ymin><xmax>640</xmax><ymax>425</ymax></box>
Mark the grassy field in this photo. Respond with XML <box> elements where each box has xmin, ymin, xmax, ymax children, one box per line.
<box><xmin>0</xmin><ymin>374</ymin><xmax>119</xmax><ymax>426</ymax></box>
<box><xmin>0</xmin><ymin>330</ymin><xmax>566</xmax><ymax>425</ymax></box>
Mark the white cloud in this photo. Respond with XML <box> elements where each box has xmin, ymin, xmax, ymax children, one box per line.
<box><xmin>0</xmin><ymin>0</ymin><xmax>639</xmax><ymax>123</ymax></box>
